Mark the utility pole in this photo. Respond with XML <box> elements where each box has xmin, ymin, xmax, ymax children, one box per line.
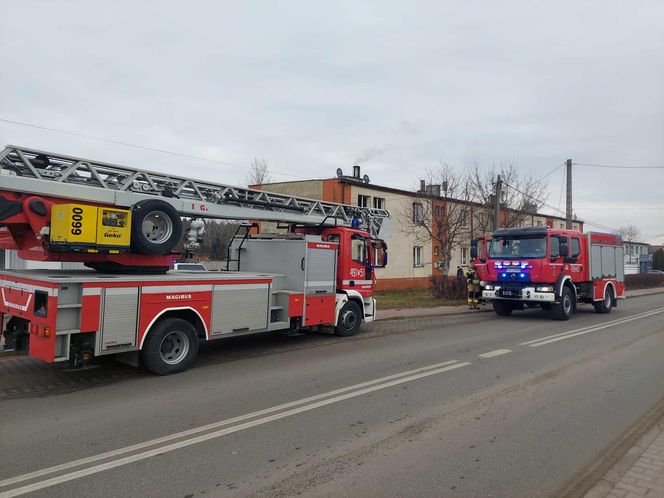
<box><xmin>566</xmin><ymin>159</ymin><xmax>573</xmax><ymax>229</ymax></box>
<box><xmin>494</xmin><ymin>174</ymin><xmax>502</xmax><ymax>230</ymax></box>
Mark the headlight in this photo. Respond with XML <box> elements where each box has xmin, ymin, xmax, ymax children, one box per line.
<box><xmin>479</xmin><ymin>281</ymin><xmax>487</xmax><ymax>287</ymax></box>
<box><xmin>536</xmin><ymin>286</ymin><xmax>554</xmax><ymax>292</ymax></box>
<box><xmin>484</xmin><ymin>284</ymin><xmax>494</xmax><ymax>290</ymax></box>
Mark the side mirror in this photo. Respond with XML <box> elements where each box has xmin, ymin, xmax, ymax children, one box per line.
<box><xmin>470</xmin><ymin>239</ymin><xmax>478</xmax><ymax>259</ymax></box>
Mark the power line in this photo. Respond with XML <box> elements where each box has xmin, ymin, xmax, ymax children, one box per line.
<box><xmin>557</xmin><ymin>166</ymin><xmax>565</xmax><ymax>215</ymax></box>
<box><xmin>502</xmin><ymin>180</ymin><xmax>621</xmax><ymax>233</ymax></box>
<box><xmin>0</xmin><ymin>117</ymin><xmax>305</xmax><ymax>179</ymax></box>
<box><xmin>576</xmin><ymin>206</ymin><xmax>664</xmax><ymax>211</ymax></box>
<box><xmin>573</xmin><ymin>162</ymin><xmax>664</xmax><ymax>170</ymax></box>
<box><xmin>540</xmin><ymin>162</ymin><xmax>566</xmax><ymax>179</ymax></box>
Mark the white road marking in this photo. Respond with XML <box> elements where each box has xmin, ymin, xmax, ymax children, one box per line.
<box><xmin>518</xmin><ymin>307</ymin><xmax>664</xmax><ymax>346</ymax></box>
<box><xmin>0</xmin><ymin>360</ymin><xmax>470</xmax><ymax>496</ymax></box>
<box><xmin>478</xmin><ymin>349</ymin><xmax>512</xmax><ymax>358</ymax></box>
<box><xmin>524</xmin><ymin>308</ymin><xmax>664</xmax><ymax>348</ymax></box>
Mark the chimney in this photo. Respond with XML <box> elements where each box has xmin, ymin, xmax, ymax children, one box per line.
<box><xmin>419</xmin><ymin>179</ymin><xmax>426</xmax><ymax>192</ymax></box>
<box><xmin>353</xmin><ymin>165</ymin><xmax>361</xmax><ymax>179</ymax></box>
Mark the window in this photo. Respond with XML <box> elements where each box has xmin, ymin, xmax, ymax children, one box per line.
<box><xmin>351</xmin><ymin>235</ymin><xmax>366</xmax><ymax>263</ymax></box>
<box><xmin>559</xmin><ymin>223</ymin><xmax>565</xmax><ymax>229</ymax></box>
<box><xmin>357</xmin><ymin>195</ymin><xmax>369</xmax><ymax>208</ymax></box>
<box><xmin>571</xmin><ymin>237</ymin><xmax>581</xmax><ymax>258</ymax></box>
<box><xmin>490</xmin><ymin>236</ymin><xmax>547</xmax><ymax>259</ymax></box>
<box><xmin>537</xmin><ymin>220</ymin><xmax>542</xmax><ymax>226</ymax></box>
<box><xmin>413</xmin><ymin>246</ymin><xmax>423</xmax><ymax>267</ymax></box>
<box><xmin>373</xmin><ymin>197</ymin><xmax>385</xmax><ymax>209</ymax></box>
<box><xmin>461</xmin><ymin>247</ymin><xmax>468</xmax><ymax>265</ymax></box>
<box><xmin>461</xmin><ymin>209</ymin><xmax>468</xmax><ymax>227</ymax></box>
<box><xmin>33</xmin><ymin>290</ymin><xmax>48</xmax><ymax>317</ymax></box>
<box><xmin>413</xmin><ymin>203</ymin><xmax>423</xmax><ymax>223</ymax></box>
<box><xmin>550</xmin><ymin>236</ymin><xmax>560</xmax><ymax>258</ymax></box>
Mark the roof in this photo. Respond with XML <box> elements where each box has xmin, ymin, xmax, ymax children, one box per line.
<box><xmin>261</xmin><ymin>176</ymin><xmax>583</xmax><ymax>226</ymax></box>
<box><xmin>493</xmin><ymin>227</ymin><xmax>550</xmax><ymax>237</ymax></box>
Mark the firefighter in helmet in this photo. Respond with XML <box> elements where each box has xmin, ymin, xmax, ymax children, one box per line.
<box><xmin>465</xmin><ymin>262</ymin><xmax>481</xmax><ymax>310</ymax></box>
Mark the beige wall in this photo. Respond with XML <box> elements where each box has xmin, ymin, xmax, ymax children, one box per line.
<box><xmin>258</xmin><ymin>180</ymin><xmax>324</xmax><ymax>199</ymax></box>
<box><xmin>349</xmin><ymin>184</ymin><xmax>432</xmax><ymax>282</ymax></box>
<box><xmin>256</xmin><ymin>180</ymin><xmax>324</xmax><ymax>233</ymax></box>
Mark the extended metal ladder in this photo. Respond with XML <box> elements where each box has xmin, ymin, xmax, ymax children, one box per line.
<box><xmin>0</xmin><ymin>145</ymin><xmax>389</xmax><ymax>236</ymax></box>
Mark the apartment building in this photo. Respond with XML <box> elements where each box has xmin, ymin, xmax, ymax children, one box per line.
<box><xmin>254</xmin><ymin>167</ymin><xmax>583</xmax><ymax>290</ymax></box>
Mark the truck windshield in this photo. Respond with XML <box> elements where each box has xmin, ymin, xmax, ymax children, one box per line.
<box><xmin>489</xmin><ymin>236</ymin><xmax>547</xmax><ymax>259</ymax></box>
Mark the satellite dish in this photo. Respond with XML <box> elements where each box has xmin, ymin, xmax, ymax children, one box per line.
<box><xmin>363</xmin><ymin>174</ymin><xmax>370</xmax><ymax>184</ymax></box>
<box><xmin>336</xmin><ymin>168</ymin><xmax>343</xmax><ymax>178</ymax></box>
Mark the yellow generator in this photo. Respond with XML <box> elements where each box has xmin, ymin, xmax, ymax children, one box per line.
<box><xmin>50</xmin><ymin>204</ymin><xmax>132</xmax><ymax>253</ymax></box>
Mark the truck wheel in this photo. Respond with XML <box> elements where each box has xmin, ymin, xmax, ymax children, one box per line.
<box><xmin>593</xmin><ymin>286</ymin><xmax>613</xmax><ymax>314</ymax></box>
<box><xmin>551</xmin><ymin>287</ymin><xmax>574</xmax><ymax>321</ymax></box>
<box><xmin>131</xmin><ymin>199</ymin><xmax>182</xmax><ymax>255</ymax></box>
<box><xmin>335</xmin><ymin>301</ymin><xmax>362</xmax><ymax>337</ymax></box>
<box><xmin>140</xmin><ymin>318</ymin><xmax>199</xmax><ymax>375</ymax></box>
<box><xmin>492</xmin><ymin>300</ymin><xmax>513</xmax><ymax>316</ymax></box>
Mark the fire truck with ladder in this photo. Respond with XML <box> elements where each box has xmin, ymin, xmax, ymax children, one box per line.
<box><xmin>0</xmin><ymin>145</ymin><xmax>389</xmax><ymax>374</ymax></box>
<box><xmin>471</xmin><ymin>226</ymin><xmax>625</xmax><ymax>320</ymax></box>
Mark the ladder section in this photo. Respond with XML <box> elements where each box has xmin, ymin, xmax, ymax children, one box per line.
<box><xmin>0</xmin><ymin>145</ymin><xmax>389</xmax><ymax>236</ymax></box>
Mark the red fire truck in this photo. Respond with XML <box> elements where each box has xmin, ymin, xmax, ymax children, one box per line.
<box><xmin>0</xmin><ymin>146</ymin><xmax>389</xmax><ymax>374</ymax></box>
<box><xmin>471</xmin><ymin>226</ymin><xmax>625</xmax><ymax>320</ymax></box>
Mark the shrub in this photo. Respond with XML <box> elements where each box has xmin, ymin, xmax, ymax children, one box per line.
<box><xmin>625</xmin><ymin>273</ymin><xmax>664</xmax><ymax>289</ymax></box>
<box><xmin>431</xmin><ymin>274</ymin><xmax>466</xmax><ymax>300</ymax></box>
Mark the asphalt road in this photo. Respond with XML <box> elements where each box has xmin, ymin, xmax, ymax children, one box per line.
<box><xmin>1</xmin><ymin>294</ymin><xmax>664</xmax><ymax>498</ymax></box>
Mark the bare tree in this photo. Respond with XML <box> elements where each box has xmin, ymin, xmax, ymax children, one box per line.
<box><xmin>399</xmin><ymin>163</ymin><xmax>474</xmax><ymax>297</ymax></box>
<box><xmin>246</xmin><ymin>158</ymin><xmax>272</xmax><ymax>186</ymax></box>
<box><xmin>618</xmin><ymin>224</ymin><xmax>641</xmax><ymax>243</ymax></box>
<box><xmin>201</xmin><ymin>220</ymin><xmax>240</xmax><ymax>261</ymax></box>
<box><xmin>467</xmin><ymin>161</ymin><xmax>548</xmax><ymax>231</ymax></box>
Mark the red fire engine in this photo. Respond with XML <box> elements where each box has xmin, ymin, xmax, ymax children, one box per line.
<box><xmin>471</xmin><ymin>226</ymin><xmax>625</xmax><ymax>320</ymax></box>
<box><xmin>0</xmin><ymin>146</ymin><xmax>389</xmax><ymax>374</ymax></box>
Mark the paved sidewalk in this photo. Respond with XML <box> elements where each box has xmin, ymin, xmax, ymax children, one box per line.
<box><xmin>584</xmin><ymin>418</ymin><xmax>664</xmax><ymax>498</ymax></box>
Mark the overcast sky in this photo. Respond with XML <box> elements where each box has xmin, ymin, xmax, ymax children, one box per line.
<box><xmin>1</xmin><ymin>1</ymin><xmax>663</xmax><ymax>242</ymax></box>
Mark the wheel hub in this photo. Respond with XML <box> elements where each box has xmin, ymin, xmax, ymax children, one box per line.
<box><xmin>142</xmin><ymin>210</ymin><xmax>173</xmax><ymax>244</ymax></box>
<box><xmin>159</xmin><ymin>330</ymin><xmax>189</xmax><ymax>365</ymax></box>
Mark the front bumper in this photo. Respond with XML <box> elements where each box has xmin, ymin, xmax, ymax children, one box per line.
<box><xmin>483</xmin><ymin>286</ymin><xmax>555</xmax><ymax>302</ymax></box>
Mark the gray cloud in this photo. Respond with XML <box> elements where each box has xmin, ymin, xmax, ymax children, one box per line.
<box><xmin>1</xmin><ymin>0</ymin><xmax>662</xmax><ymax>241</ymax></box>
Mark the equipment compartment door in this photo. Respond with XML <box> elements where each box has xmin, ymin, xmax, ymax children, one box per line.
<box><xmin>98</xmin><ymin>287</ymin><xmax>139</xmax><ymax>353</ymax></box>
<box><xmin>211</xmin><ymin>283</ymin><xmax>269</xmax><ymax>335</ymax></box>
<box><xmin>304</xmin><ymin>246</ymin><xmax>337</xmax><ymax>295</ymax></box>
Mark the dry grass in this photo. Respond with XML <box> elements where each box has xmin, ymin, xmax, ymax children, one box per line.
<box><xmin>375</xmin><ymin>288</ymin><xmax>466</xmax><ymax>310</ymax></box>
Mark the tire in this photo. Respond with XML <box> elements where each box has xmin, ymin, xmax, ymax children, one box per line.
<box><xmin>131</xmin><ymin>199</ymin><xmax>182</xmax><ymax>255</ymax></box>
<box><xmin>492</xmin><ymin>300</ymin><xmax>513</xmax><ymax>316</ymax></box>
<box><xmin>551</xmin><ymin>286</ymin><xmax>574</xmax><ymax>321</ymax></box>
<box><xmin>335</xmin><ymin>301</ymin><xmax>362</xmax><ymax>337</ymax></box>
<box><xmin>593</xmin><ymin>286</ymin><xmax>613</xmax><ymax>314</ymax></box>
<box><xmin>140</xmin><ymin>318</ymin><xmax>199</xmax><ymax>375</ymax></box>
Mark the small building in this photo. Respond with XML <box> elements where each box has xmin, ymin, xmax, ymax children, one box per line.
<box><xmin>623</xmin><ymin>241</ymin><xmax>652</xmax><ymax>274</ymax></box>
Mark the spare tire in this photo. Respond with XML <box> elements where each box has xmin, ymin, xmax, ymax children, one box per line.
<box><xmin>131</xmin><ymin>199</ymin><xmax>182</xmax><ymax>255</ymax></box>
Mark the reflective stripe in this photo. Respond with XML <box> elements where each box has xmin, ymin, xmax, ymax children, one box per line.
<box><xmin>82</xmin><ymin>288</ymin><xmax>102</xmax><ymax>296</ymax></box>
<box><xmin>342</xmin><ymin>280</ymin><xmax>373</xmax><ymax>286</ymax></box>
<box><xmin>1</xmin><ymin>289</ymin><xmax>33</xmax><ymax>312</ymax></box>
